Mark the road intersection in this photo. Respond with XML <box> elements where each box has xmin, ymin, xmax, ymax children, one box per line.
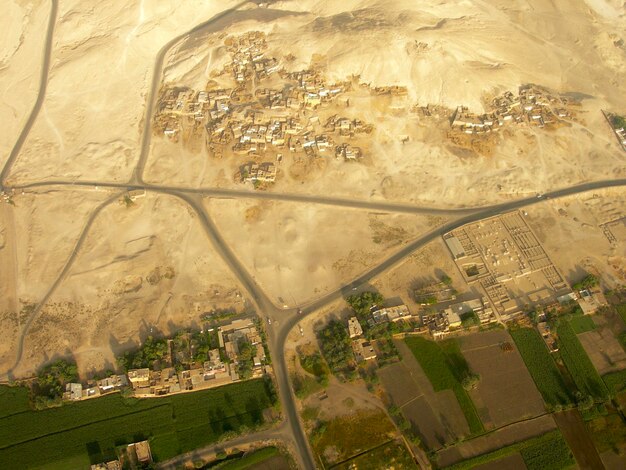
<box><xmin>1</xmin><ymin>2</ymin><xmax>625</xmax><ymax>469</ymax></box>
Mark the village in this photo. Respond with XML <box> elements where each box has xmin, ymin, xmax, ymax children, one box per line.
<box><xmin>330</xmin><ymin>210</ymin><xmax>609</xmax><ymax>364</ymax></box>
<box><xmin>153</xmin><ymin>32</ymin><xmax>372</xmax><ymax>186</ymax></box>
<box><xmin>62</xmin><ymin>316</ymin><xmax>271</xmax><ymax>402</ymax></box>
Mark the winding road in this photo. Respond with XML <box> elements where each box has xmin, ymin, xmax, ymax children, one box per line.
<box><xmin>1</xmin><ymin>1</ymin><xmax>625</xmax><ymax>469</ymax></box>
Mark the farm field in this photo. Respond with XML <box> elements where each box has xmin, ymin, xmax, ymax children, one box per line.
<box><xmin>436</xmin><ymin>414</ymin><xmax>558</xmax><ymax>468</ymax></box>
<box><xmin>442</xmin><ymin>429</ymin><xmax>574</xmax><ymax>470</ymax></box>
<box><xmin>568</xmin><ymin>315</ymin><xmax>597</xmax><ymax>334</ymax></box>
<box><xmin>378</xmin><ymin>340</ymin><xmax>471</xmax><ymax>450</ymax></box>
<box><xmin>215</xmin><ymin>446</ymin><xmax>291</xmax><ymax>470</ymax></box>
<box><xmin>404</xmin><ymin>337</ymin><xmax>483</xmax><ymax>434</ymax></box>
<box><xmin>553</xmin><ymin>410</ymin><xmax>604</xmax><ymax>470</ymax></box>
<box><xmin>0</xmin><ymin>379</ymin><xmax>276</xmax><ymax>468</ymax></box>
<box><xmin>509</xmin><ymin>328</ymin><xmax>573</xmax><ymax>407</ymax></box>
<box><xmin>458</xmin><ymin>330</ymin><xmax>545</xmax><ymax>429</ymax></box>
<box><xmin>557</xmin><ymin>321</ymin><xmax>609</xmax><ymax>400</ymax></box>
<box><xmin>577</xmin><ymin>326</ymin><xmax>626</xmax><ymax>377</ymax></box>
<box><xmin>334</xmin><ymin>440</ymin><xmax>418</xmax><ymax>470</ymax></box>
<box><xmin>312</xmin><ymin>410</ymin><xmax>397</xmax><ymax>468</ymax></box>
<box><xmin>603</xmin><ymin>369</ymin><xmax>626</xmax><ymax>396</ymax></box>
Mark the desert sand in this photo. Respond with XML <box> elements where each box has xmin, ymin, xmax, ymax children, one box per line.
<box><xmin>0</xmin><ymin>0</ymin><xmax>624</xmax><ymax>378</ymax></box>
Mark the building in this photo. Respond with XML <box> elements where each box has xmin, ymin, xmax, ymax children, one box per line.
<box><xmin>444</xmin><ymin>235</ymin><xmax>466</xmax><ymax>260</ymax></box>
<box><xmin>64</xmin><ymin>383</ymin><xmax>83</xmax><ymax>401</ymax></box>
<box><xmin>97</xmin><ymin>375</ymin><xmax>128</xmax><ymax>394</ymax></box>
<box><xmin>90</xmin><ymin>461</ymin><xmax>122</xmax><ymax>470</ymax></box>
<box><xmin>352</xmin><ymin>339</ymin><xmax>377</xmax><ymax>362</ymax></box>
<box><xmin>348</xmin><ymin>316</ymin><xmax>363</xmax><ymax>338</ymax></box>
<box><xmin>127</xmin><ymin>368</ymin><xmax>150</xmax><ymax>389</ymax></box>
<box><xmin>371</xmin><ymin>305</ymin><xmax>410</xmax><ymax>324</ymax></box>
<box><xmin>445</xmin><ymin>309</ymin><xmax>462</xmax><ymax>328</ymax></box>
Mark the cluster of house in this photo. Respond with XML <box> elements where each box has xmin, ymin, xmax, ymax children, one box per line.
<box><xmin>347</xmin><ymin>317</ymin><xmax>377</xmax><ymax>362</ymax></box>
<box><xmin>421</xmin><ymin>297</ymin><xmax>496</xmax><ymax>338</ymax></box>
<box><xmin>240</xmin><ymin>162</ymin><xmax>277</xmax><ymax>183</ymax></box>
<box><xmin>345</xmin><ymin>304</ymin><xmax>413</xmax><ymax>361</ymax></box>
<box><xmin>64</xmin><ymin>319</ymin><xmax>269</xmax><ymax>402</ymax></box>
<box><xmin>223</xmin><ymin>31</ymin><xmax>280</xmax><ymax>83</ymax></box>
<box><xmin>451</xmin><ymin>86</ymin><xmax>573</xmax><ymax>134</ymax></box>
<box><xmin>91</xmin><ymin>440</ymin><xmax>152</xmax><ymax>470</ymax></box>
<box><xmin>153</xmin><ymin>31</ymin><xmax>372</xmax><ymax>177</ymax></box>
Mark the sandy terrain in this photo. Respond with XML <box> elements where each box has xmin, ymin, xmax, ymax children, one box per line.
<box><xmin>4</xmin><ymin>0</ymin><xmax>242</xmax><ymax>184</ymax></box>
<box><xmin>0</xmin><ymin>0</ymin><xmax>49</xmax><ymax>166</ymax></box>
<box><xmin>7</xmin><ymin>192</ymin><xmax>245</xmax><ymax>378</ymax></box>
<box><xmin>206</xmin><ymin>198</ymin><xmax>445</xmax><ymax>304</ymax></box>
<box><xmin>1</xmin><ymin>0</ymin><xmax>625</xmax><ymax>383</ymax></box>
<box><xmin>526</xmin><ymin>187</ymin><xmax>626</xmax><ymax>287</ymax></box>
<box><xmin>142</xmin><ymin>0</ymin><xmax>626</xmax><ymax>206</ymax></box>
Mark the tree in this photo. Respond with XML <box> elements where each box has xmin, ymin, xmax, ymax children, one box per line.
<box><xmin>346</xmin><ymin>291</ymin><xmax>384</xmax><ymax>316</ymax></box>
<box><xmin>611</xmin><ymin>114</ymin><xmax>626</xmax><ymax>130</ymax></box>
<box><xmin>573</xmin><ymin>273</ymin><xmax>599</xmax><ymax>291</ymax></box>
<box><xmin>440</xmin><ymin>274</ymin><xmax>452</xmax><ymax>286</ymax></box>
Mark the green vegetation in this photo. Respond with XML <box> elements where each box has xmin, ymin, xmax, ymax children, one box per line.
<box><xmin>404</xmin><ymin>337</ymin><xmax>483</xmax><ymax>434</ymax></box>
<box><xmin>346</xmin><ymin>291</ymin><xmax>384</xmax><ymax>316</ymax></box>
<box><xmin>587</xmin><ymin>411</ymin><xmax>626</xmax><ymax>454</ymax></box>
<box><xmin>212</xmin><ymin>446</ymin><xmax>282</xmax><ymax>470</ymax></box>
<box><xmin>440</xmin><ymin>274</ymin><xmax>453</xmax><ymax>286</ymax></box>
<box><xmin>557</xmin><ymin>321</ymin><xmax>609</xmax><ymax>400</ymax></box>
<box><xmin>519</xmin><ymin>431</ymin><xmax>576</xmax><ymax>470</ymax></box>
<box><xmin>292</xmin><ymin>351</ymin><xmax>330</xmax><ymax>399</ymax></box>
<box><xmin>568</xmin><ymin>314</ymin><xmax>596</xmax><ymax>334</ymax></box>
<box><xmin>443</xmin><ymin>430</ymin><xmax>574</xmax><ymax>470</ymax></box>
<box><xmin>603</xmin><ymin>369</ymin><xmax>626</xmax><ymax>396</ymax></box>
<box><xmin>117</xmin><ymin>335</ymin><xmax>169</xmax><ymax>371</ymax></box>
<box><xmin>616</xmin><ymin>303</ymin><xmax>626</xmax><ymax>325</ymax></box>
<box><xmin>510</xmin><ymin>328</ymin><xmax>573</xmax><ymax>407</ymax></box>
<box><xmin>572</xmin><ymin>273</ymin><xmax>599</xmax><ymax>291</ymax></box>
<box><xmin>312</xmin><ymin>410</ymin><xmax>396</xmax><ymax>467</ymax></box>
<box><xmin>0</xmin><ymin>379</ymin><xmax>276</xmax><ymax>468</ymax></box>
<box><xmin>460</xmin><ymin>310</ymin><xmax>480</xmax><ymax>328</ymax></box>
<box><xmin>33</xmin><ymin>360</ymin><xmax>79</xmax><ymax>409</ymax></box>
<box><xmin>611</xmin><ymin>114</ymin><xmax>626</xmax><ymax>129</ymax></box>
<box><xmin>334</xmin><ymin>440</ymin><xmax>418</xmax><ymax>470</ymax></box>
<box><xmin>318</xmin><ymin>319</ymin><xmax>356</xmax><ymax>380</ymax></box>
<box><xmin>123</xmin><ymin>194</ymin><xmax>135</xmax><ymax>208</ymax></box>
<box><xmin>236</xmin><ymin>339</ymin><xmax>254</xmax><ymax>379</ymax></box>
<box><xmin>0</xmin><ymin>385</ymin><xmax>30</xmax><ymax>418</ymax></box>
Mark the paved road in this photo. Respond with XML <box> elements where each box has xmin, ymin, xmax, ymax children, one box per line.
<box><xmin>132</xmin><ymin>0</ymin><xmax>253</xmax><ymax>185</ymax></box>
<box><xmin>3</xmin><ymin>2</ymin><xmax>626</xmax><ymax>469</ymax></box>
<box><xmin>0</xmin><ymin>0</ymin><xmax>58</xmax><ymax>187</ymax></box>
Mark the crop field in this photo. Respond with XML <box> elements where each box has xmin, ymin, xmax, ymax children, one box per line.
<box><xmin>443</xmin><ymin>430</ymin><xmax>574</xmax><ymax>470</ymax></box>
<box><xmin>0</xmin><ymin>385</ymin><xmax>30</xmax><ymax>419</ymax></box>
<box><xmin>457</xmin><ymin>330</ymin><xmax>545</xmax><ymax>428</ymax></box>
<box><xmin>334</xmin><ymin>440</ymin><xmax>418</xmax><ymax>470</ymax></box>
<box><xmin>404</xmin><ymin>337</ymin><xmax>483</xmax><ymax>434</ymax></box>
<box><xmin>568</xmin><ymin>315</ymin><xmax>597</xmax><ymax>334</ymax></box>
<box><xmin>313</xmin><ymin>410</ymin><xmax>396</xmax><ymax>468</ymax></box>
<box><xmin>557</xmin><ymin>322</ymin><xmax>609</xmax><ymax>400</ymax></box>
<box><xmin>216</xmin><ymin>446</ymin><xmax>290</xmax><ymax>470</ymax></box>
<box><xmin>0</xmin><ymin>379</ymin><xmax>275</xmax><ymax>468</ymax></box>
<box><xmin>509</xmin><ymin>328</ymin><xmax>573</xmax><ymax>406</ymax></box>
<box><xmin>603</xmin><ymin>369</ymin><xmax>626</xmax><ymax>396</ymax></box>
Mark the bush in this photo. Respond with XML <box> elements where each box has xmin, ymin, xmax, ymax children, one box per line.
<box><xmin>318</xmin><ymin>320</ymin><xmax>355</xmax><ymax>379</ymax></box>
<box><xmin>346</xmin><ymin>291</ymin><xmax>384</xmax><ymax>316</ymax></box>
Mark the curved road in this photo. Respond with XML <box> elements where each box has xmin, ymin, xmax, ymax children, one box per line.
<box><xmin>0</xmin><ymin>0</ymin><xmax>58</xmax><ymax>186</ymax></box>
<box><xmin>3</xmin><ymin>1</ymin><xmax>626</xmax><ymax>469</ymax></box>
<box><xmin>5</xmin><ymin>192</ymin><xmax>124</xmax><ymax>380</ymax></box>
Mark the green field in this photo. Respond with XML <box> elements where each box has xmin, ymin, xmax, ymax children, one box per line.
<box><xmin>510</xmin><ymin>328</ymin><xmax>573</xmax><ymax>406</ymax></box>
<box><xmin>557</xmin><ymin>322</ymin><xmax>609</xmax><ymax>400</ymax></box>
<box><xmin>0</xmin><ymin>379</ymin><xmax>276</xmax><ymax>469</ymax></box>
<box><xmin>568</xmin><ymin>315</ymin><xmax>597</xmax><ymax>334</ymax></box>
<box><xmin>0</xmin><ymin>385</ymin><xmax>30</xmax><ymax>419</ymax></box>
<box><xmin>616</xmin><ymin>303</ymin><xmax>626</xmax><ymax>325</ymax></box>
<box><xmin>334</xmin><ymin>440</ymin><xmax>418</xmax><ymax>470</ymax></box>
<box><xmin>442</xmin><ymin>430</ymin><xmax>574</xmax><ymax>470</ymax></box>
<box><xmin>603</xmin><ymin>369</ymin><xmax>626</xmax><ymax>396</ymax></box>
<box><xmin>404</xmin><ymin>337</ymin><xmax>484</xmax><ymax>434</ymax></box>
